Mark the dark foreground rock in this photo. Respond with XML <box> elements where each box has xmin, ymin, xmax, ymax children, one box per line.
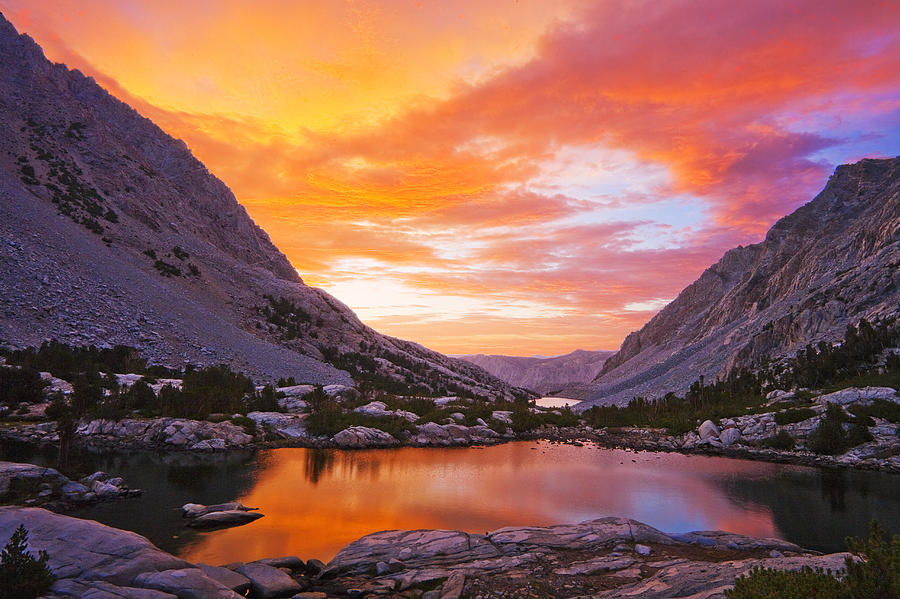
<box><xmin>0</xmin><ymin>507</ymin><xmax>856</xmax><ymax>599</ymax></box>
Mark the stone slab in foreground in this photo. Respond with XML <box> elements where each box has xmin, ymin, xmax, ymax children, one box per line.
<box><xmin>0</xmin><ymin>507</ymin><xmax>854</xmax><ymax>599</ymax></box>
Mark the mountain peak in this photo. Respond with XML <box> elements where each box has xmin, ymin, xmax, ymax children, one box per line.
<box><xmin>575</xmin><ymin>155</ymin><xmax>900</xmax><ymax>406</ymax></box>
<box><xmin>0</xmin><ymin>13</ymin><xmax>519</xmax><ymax>398</ymax></box>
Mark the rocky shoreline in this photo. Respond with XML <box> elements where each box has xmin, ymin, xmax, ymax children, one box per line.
<box><xmin>1</xmin><ymin>385</ymin><xmax>898</xmax><ymax>474</ymax></box>
<box><xmin>0</xmin><ymin>506</ymin><xmax>855</xmax><ymax>599</ymax></box>
<box><xmin>0</xmin><ymin>460</ymin><xmax>141</xmax><ymax>511</ymax></box>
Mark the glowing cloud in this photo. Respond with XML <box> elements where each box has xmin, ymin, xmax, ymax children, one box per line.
<box><xmin>4</xmin><ymin>0</ymin><xmax>899</xmax><ymax>354</ymax></box>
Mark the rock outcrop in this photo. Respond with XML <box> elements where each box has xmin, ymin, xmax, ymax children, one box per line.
<box><xmin>0</xmin><ymin>461</ymin><xmax>138</xmax><ymax>507</ymax></box>
<box><xmin>572</xmin><ymin>157</ymin><xmax>900</xmax><ymax>406</ymax></box>
<box><xmin>324</xmin><ymin>517</ymin><xmax>847</xmax><ymax>599</ymax></box>
<box><xmin>458</xmin><ymin>350</ymin><xmax>615</xmax><ymax>394</ymax></box>
<box><xmin>0</xmin><ymin>507</ymin><xmax>863</xmax><ymax>599</ymax></box>
<box><xmin>182</xmin><ymin>502</ymin><xmax>263</xmax><ymax>530</ymax></box>
<box><xmin>0</xmin><ymin>13</ymin><xmax>519</xmax><ymax>400</ymax></box>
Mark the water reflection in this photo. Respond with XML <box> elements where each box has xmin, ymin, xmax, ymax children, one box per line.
<box><xmin>535</xmin><ymin>397</ymin><xmax>581</xmax><ymax>408</ymax></box>
<box><xmin>176</xmin><ymin>442</ymin><xmax>899</xmax><ymax>564</ymax></box>
<box><xmin>3</xmin><ymin>440</ymin><xmax>897</xmax><ymax>565</ymax></box>
<box><xmin>304</xmin><ymin>448</ymin><xmax>335</xmax><ymax>484</ymax></box>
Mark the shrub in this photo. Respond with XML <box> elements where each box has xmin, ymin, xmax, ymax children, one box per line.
<box><xmin>847</xmin><ymin>422</ymin><xmax>874</xmax><ymax>448</ymax></box>
<box><xmin>761</xmin><ymin>430</ymin><xmax>796</xmax><ymax>450</ymax></box>
<box><xmin>774</xmin><ymin>407</ymin><xmax>817</xmax><ymax>425</ymax></box>
<box><xmin>808</xmin><ymin>403</ymin><xmax>850</xmax><ymax>455</ymax></box>
<box><xmin>230</xmin><ymin>415</ymin><xmax>257</xmax><ymax>436</ymax></box>
<box><xmin>725</xmin><ymin>565</ymin><xmax>843</xmax><ymax>599</ymax></box>
<box><xmin>726</xmin><ymin>521</ymin><xmax>899</xmax><ymax>599</ymax></box>
<box><xmin>124</xmin><ymin>379</ymin><xmax>156</xmax><ymax>412</ymax></box>
<box><xmin>0</xmin><ymin>525</ymin><xmax>56</xmax><ymax>599</ymax></box>
<box><xmin>304</xmin><ymin>387</ymin><xmax>414</xmax><ymax>438</ymax></box>
<box><xmin>849</xmin><ymin>399</ymin><xmax>900</xmax><ymax>424</ymax></box>
<box><xmin>0</xmin><ymin>366</ymin><xmax>45</xmax><ymax>405</ymax></box>
<box><xmin>153</xmin><ymin>259</ymin><xmax>181</xmax><ymax>277</ymax></box>
<box><xmin>842</xmin><ymin>521</ymin><xmax>900</xmax><ymax>598</ymax></box>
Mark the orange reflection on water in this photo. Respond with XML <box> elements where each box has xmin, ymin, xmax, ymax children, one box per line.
<box><xmin>178</xmin><ymin>442</ymin><xmax>784</xmax><ymax>564</ymax></box>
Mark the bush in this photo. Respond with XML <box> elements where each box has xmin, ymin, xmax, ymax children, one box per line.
<box><xmin>0</xmin><ymin>525</ymin><xmax>56</xmax><ymax>599</ymax></box>
<box><xmin>0</xmin><ymin>367</ymin><xmax>45</xmax><ymax>405</ymax></box>
<box><xmin>849</xmin><ymin>399</ymin><xmax>900</xmax><ymax>424</ymax></box>
<box><xmin>761</xmin><ymin>430</ymin><xmax>796</xmax><ymax>450</ymax></box>
<box><xmin>725</xmin><ymin>565</ymin><xmax>843</xmax><ymax>599</ymax></box>
<box><xmin>304</xmin><ymin>387</ymin><xmax>415</xmax><ymax>438</ymax></box>
<box><xmin>124</xmin><ymin>379</ymin><xmax>156</xmax><ymax>412</ymax></box>
<box><xmin>843</xmin><ymin>521</ymin><xmax>900</xmax><ymax>598</ymax></box>
<box><xmin>847</xmin><ymin>422</ymin><xmax>874</xmax><ymax>447</ymax></box>
<box><xmin>774</xmin><ymin>408</ymin><xmax>817</xmax><ymax>425</ymax></box>
<box><xmin>230</xmin><ymin>415</ymin><xmax>257</xmax><ymax>436</ymax></box>
<box><xmin>808</xmin><ymin>404</ymin><xmax>850</xmax><ymax>455</ymax></box>
<box><xmin>726</xmin><ymin>520</ymin><xmax>899</xmax><ymax>599</ymax></box>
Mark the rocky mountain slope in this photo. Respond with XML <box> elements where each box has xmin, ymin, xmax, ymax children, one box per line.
<box><xmin>458</xmin><ymin>349</ymin><xmax>614</xmax><ymax>394</ymax></box>
<box><xmin>0</xmin><ymin>14</ymin><xmax>519</xmax><ymax>398</ymax></box>
<box><xmin>571</xmin><ymin>156</ymin><xmax>900</xmax><ymax>407</ymax></box>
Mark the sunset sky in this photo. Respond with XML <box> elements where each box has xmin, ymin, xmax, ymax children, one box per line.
<box><xmin>4</xmin><ymin>0</ymin><xmax>900</xmax><ymax>356</ymax></box>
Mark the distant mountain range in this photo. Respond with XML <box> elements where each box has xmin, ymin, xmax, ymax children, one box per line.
<box><xmin>0</xmin><ymin>14</ymin><xmax>521</xmax><ymax>399</ymax></box>
<box><xmin>567</xmin><ymin>156</ymin><xmax>900</xmax><ymax>407</ymax></box>
<box><xmin>457</xmin><ymin>350</ymin><xmax>615</xmax><ymax>395</ymax></box>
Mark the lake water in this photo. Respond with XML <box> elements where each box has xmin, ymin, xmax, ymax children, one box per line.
<box><xmin>3</xmin><ymin>441</ymin><xmax>898</xmax><ymax>564</ymax></box>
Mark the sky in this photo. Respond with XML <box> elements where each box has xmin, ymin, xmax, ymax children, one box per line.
<box><xmin>3</xmin><ymin>1</ymin><xmax>900</xmax><ymax>356</ymax></box>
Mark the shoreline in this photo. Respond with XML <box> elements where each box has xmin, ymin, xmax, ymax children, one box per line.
<box><xmin>2</xmin><ymin>418</ymin><xmax>898</xmax><ymax>475</ymax></box>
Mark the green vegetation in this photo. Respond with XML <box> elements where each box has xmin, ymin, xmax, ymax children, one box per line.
<box><xmin>583</xmin><ymin>318</ymin><xmax>900</xmax><ymax>434</ymax></box>
<box><xmin>304</xmin><ymin>386</ymin><xmax>415</xmax><ymax>438</ymax></box>
<box><xmin>509</xmin><ymin>402</ymin><xmax>580</xmax><ymax>433</ymax></box>
<box><xmin>727</xmin><ymin>566</ymin><xmax>843</xmax><ymax>598</ymax></box>
<box><xmin>0</xmin><ymin>343</ymin><xmax>282</xmax><ymax>422</ymax></box>
<box><xmin>0</xmin><ymin>367</ymin><xmax>45</xmax><ymax>406</ymax></box>
<box><xmin>147</xmin><ymin>364</ymin><xmax>254</xmax><ymax>420</ymax></box>
<box><xmin>141</xmin><ymin>248</ymin><xmax>198</xmax><ymax>278</ymax></box>
<box><xmin>1</xmin><ymin>341</ymin><xmax>177</xmax><ymax>381</ymax></box>
<box><xmin>153</xmin><ymin>259</ymin><xmax>181</xmax><ymax>277</ymax></box>
<box><xmin>260</xmin><ymin>295</ymin><xmax>311</xmax><ymax>341</ymax></box>
<box><xmin>19</xmin><ymin>163</ymin><xmax>39</xmax><ymax>185</ymax></box>
<box><xmin>725</xmin><ymin>521</ymin><xmax>899</xmax><ymax>599</ymax></box>
<box><xmin>808</xmin><ymin>403</ymin><xmax>853</xmax><ymax>455</ymax></box>
<box><xmin>230</xmin><ymin>415</ymin><xmax>257</xmax><ymax>436</ymax></box>
<box><xmin>772</xmin><ymin>318</ymin><xmax>900</xmax><ymax>391</ymax></box>
<box><xmin>848</xmin><ymin>399</ymin><xmax>900</xmax><ymax>424</ymax></box>
<box><xmin>0</xmin><ymin>525</ymin><xmax>56</xmax><ymax>599</ymax></box>
<box><xmin>64</xmin><ymin>121</ymin><xmax>86</xmax><ymax>140</ymax></box>
<box><xmin>22</xmin><ymin>117</ymin><xmax>113</xmax><ymax>237</ymax></box>
<box><xmin>583</xmin><ymin>368</ymin><xmax>763</xmax><ymax>434</ymax></box>
<box><xmin>774</xmin><ymin>407</ymin><xmax>817</xmax><ymax>425</ymax></box>
<box><xmin>761</xmin><ymin>430</ymin><xmax>796</xmax><ymax>450</ymax></box>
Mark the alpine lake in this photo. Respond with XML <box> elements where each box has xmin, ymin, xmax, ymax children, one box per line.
<box><xmin>3</xmin><ymin>439</ymin><xmax>898</xmax><ymax>565</ymax></box>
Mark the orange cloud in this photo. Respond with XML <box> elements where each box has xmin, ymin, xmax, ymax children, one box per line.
<box><xmin>4</xmin><ymin>0</ymin><xmax>899</xmax><ymax>355</ymax></box>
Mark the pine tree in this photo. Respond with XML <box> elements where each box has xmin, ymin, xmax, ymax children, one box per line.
<box><xmin>0</xmin><ymin>525</ymin><xmax>56</xmax><ymax>599</ymax></box>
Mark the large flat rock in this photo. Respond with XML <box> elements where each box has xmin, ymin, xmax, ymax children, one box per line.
<box><xmin>133</xmin><ymin>568</ymin><xmax>243</xmax><ymax>599</ymax></box>
<box><xmin>582</xmin><ymin>553</ymin><xmax>852</xmax><ymax>599</ymax></box>
<box><xmin>0</xmin><ymin>507</ymin><xmax>192</xmax><ymax>586</ymax></box>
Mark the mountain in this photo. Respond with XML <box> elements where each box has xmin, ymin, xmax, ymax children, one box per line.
<box><xmin>570</xmin><ymin>156</ymin><xmax>900</xmax><ymax>407</ymax></box>
<box><xmin>457</xmin><ymin>350</ymin><xmax>615</xmax><ymax>395</ymax></box>
<box><xmin>0</xmin><ymin>14</ymin><xmax>522</xmax><ymax>399</ymax></box>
